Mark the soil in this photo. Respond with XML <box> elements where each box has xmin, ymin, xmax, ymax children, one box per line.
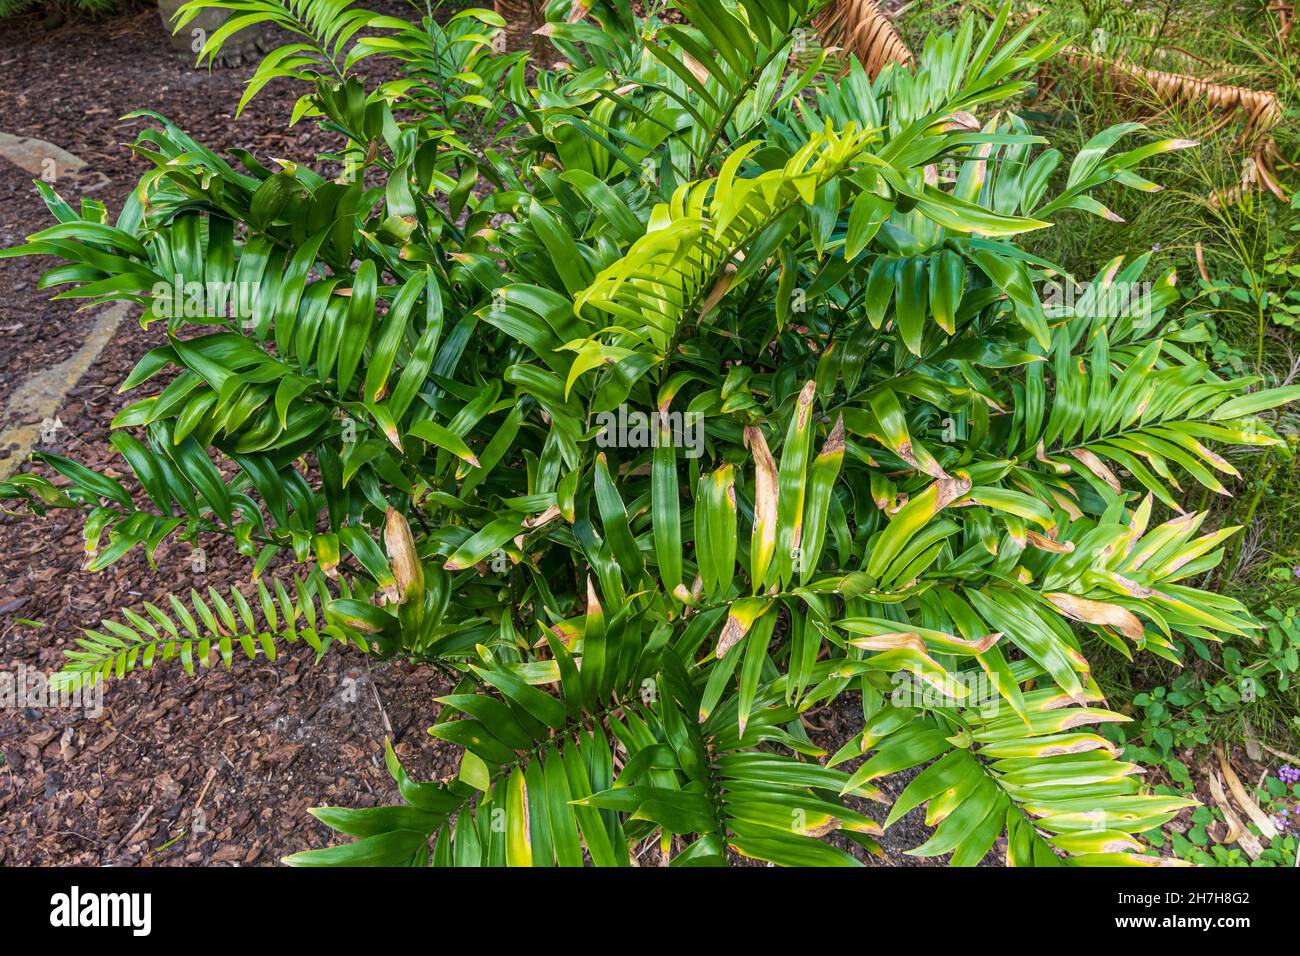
<box><xmin>0</xmin><ymin>6</ymin><xmax>949</xmax><ymax>866</ymax></box>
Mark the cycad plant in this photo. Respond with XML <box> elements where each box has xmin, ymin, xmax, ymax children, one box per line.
<box><xmin>3</xmin><ymin>0</ymin><xmax>1297</xmax><ymax>867</ymax></box>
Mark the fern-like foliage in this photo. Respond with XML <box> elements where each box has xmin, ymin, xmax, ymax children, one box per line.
<box><xmin>54</xmin><ymin>574</ymin><xmax>374</xmax><ymax>691</ymax></box>
<box><xmin>839</xmin><ymin>685</ymin><xmax>1197</xmax><ymax>866</ymax></box>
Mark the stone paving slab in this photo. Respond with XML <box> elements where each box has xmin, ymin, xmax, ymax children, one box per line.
<box><xmin>0</xmin><ymin>130</ymin><xmax>109</xmax><ymax>192</ymax></box>
<box><xmin>0</xmin><ymin>132</ymin><xmax>126</xmax><ymax>478</ymax></box>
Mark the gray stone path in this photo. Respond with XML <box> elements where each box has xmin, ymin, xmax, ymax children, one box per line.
<box><xmin>0</xmin><ymin>132</ymin><xmax>127</xmax><ymax>478</ymax></box>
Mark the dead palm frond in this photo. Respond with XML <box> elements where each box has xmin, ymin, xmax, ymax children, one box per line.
<box><xmin>495</xmin><ymin>0</ymin><xmax>548</xmax><ymax>55</ymax></box>
<box><xmin>816</xmin><ymin>0</ymin><xmax>913</xmax><ymax>77</ymax></box>
<box><xmin>1066</xmin><ymin>50</ymin><xmax>1292</xmax><ymax>204</ymax></box>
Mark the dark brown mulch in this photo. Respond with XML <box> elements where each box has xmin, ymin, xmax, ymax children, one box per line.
<box><xmin>0</xmin><ymin>7</ymin><xmax>955</xmax><ymax>867</ymax></box>
<box><xmin>0</xmin><ymin>160</ymin><xmax>89</xmax><ymax>422</ymax></box>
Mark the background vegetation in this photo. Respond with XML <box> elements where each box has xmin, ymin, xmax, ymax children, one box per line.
<box><xmin>893</xmin><ymin>0</ymin><xmax>1300</xmax><ymax>865</ymax></box>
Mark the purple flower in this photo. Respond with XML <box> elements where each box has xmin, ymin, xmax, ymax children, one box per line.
<box><xmin>1280</xmin><ymin>765</ymin><xmax>1300</xmax><ymax>785</ymax></box>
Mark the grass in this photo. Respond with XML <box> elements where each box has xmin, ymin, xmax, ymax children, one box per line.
<box><xmin>899</xmin><ymin>0</ymin><xmax>1300</xmax><ymax>778</ymax></box>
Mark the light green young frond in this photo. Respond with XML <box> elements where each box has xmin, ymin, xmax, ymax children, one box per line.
<box><xmin>54</xmin><ymin>575</ymin><xmax>368</xmax><ymax>691</ymax></box>
<box><xmin>572</xmin><ymin>124</ymin><xmax>878</xmax><ymax>367</ymax></box>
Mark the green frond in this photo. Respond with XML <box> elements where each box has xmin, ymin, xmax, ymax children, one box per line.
<box><xmin>573</xmin><ymin>124</ymin><xmax>879</xmax><ymax>369</ymax></box>
<box><xmin>54</xmin><ymin>574</ymin><xmax>369</xmax><ymax>691</ymax></box>
<box><xmin>835</xmin><ymin>685</ymin><xmax>1196</xmax><ymax>866</ymax></box>
<box><xmin>175</xmin><ymin>0</ymin><xmax>406</xmax><ymax>81</ymax></box>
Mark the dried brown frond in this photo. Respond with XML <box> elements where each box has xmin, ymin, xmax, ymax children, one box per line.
<box><xmin>1065</xmin><ymin>50</ymin><xmax>1290</xmax><ymax>204</ymax></box>
<box><xmin>816</xmin><ymin>0</ymin><xmax>913</xmax><ymax>78</ymax></box>
<box><xmin>496</xmin><ymin>0</ymin><xmax>549</xmax><ymax>55</ymax></box>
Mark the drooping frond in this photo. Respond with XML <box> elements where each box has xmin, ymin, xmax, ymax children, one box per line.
<box><xmin>173</xmin><ymin>0</ymin><xmax>408</xmax><ymax>112</ymax></box>
<box><xmin>54</xmin><ymin>574</ymin><xmax>371</xmax><ymax>691</ymax></box>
